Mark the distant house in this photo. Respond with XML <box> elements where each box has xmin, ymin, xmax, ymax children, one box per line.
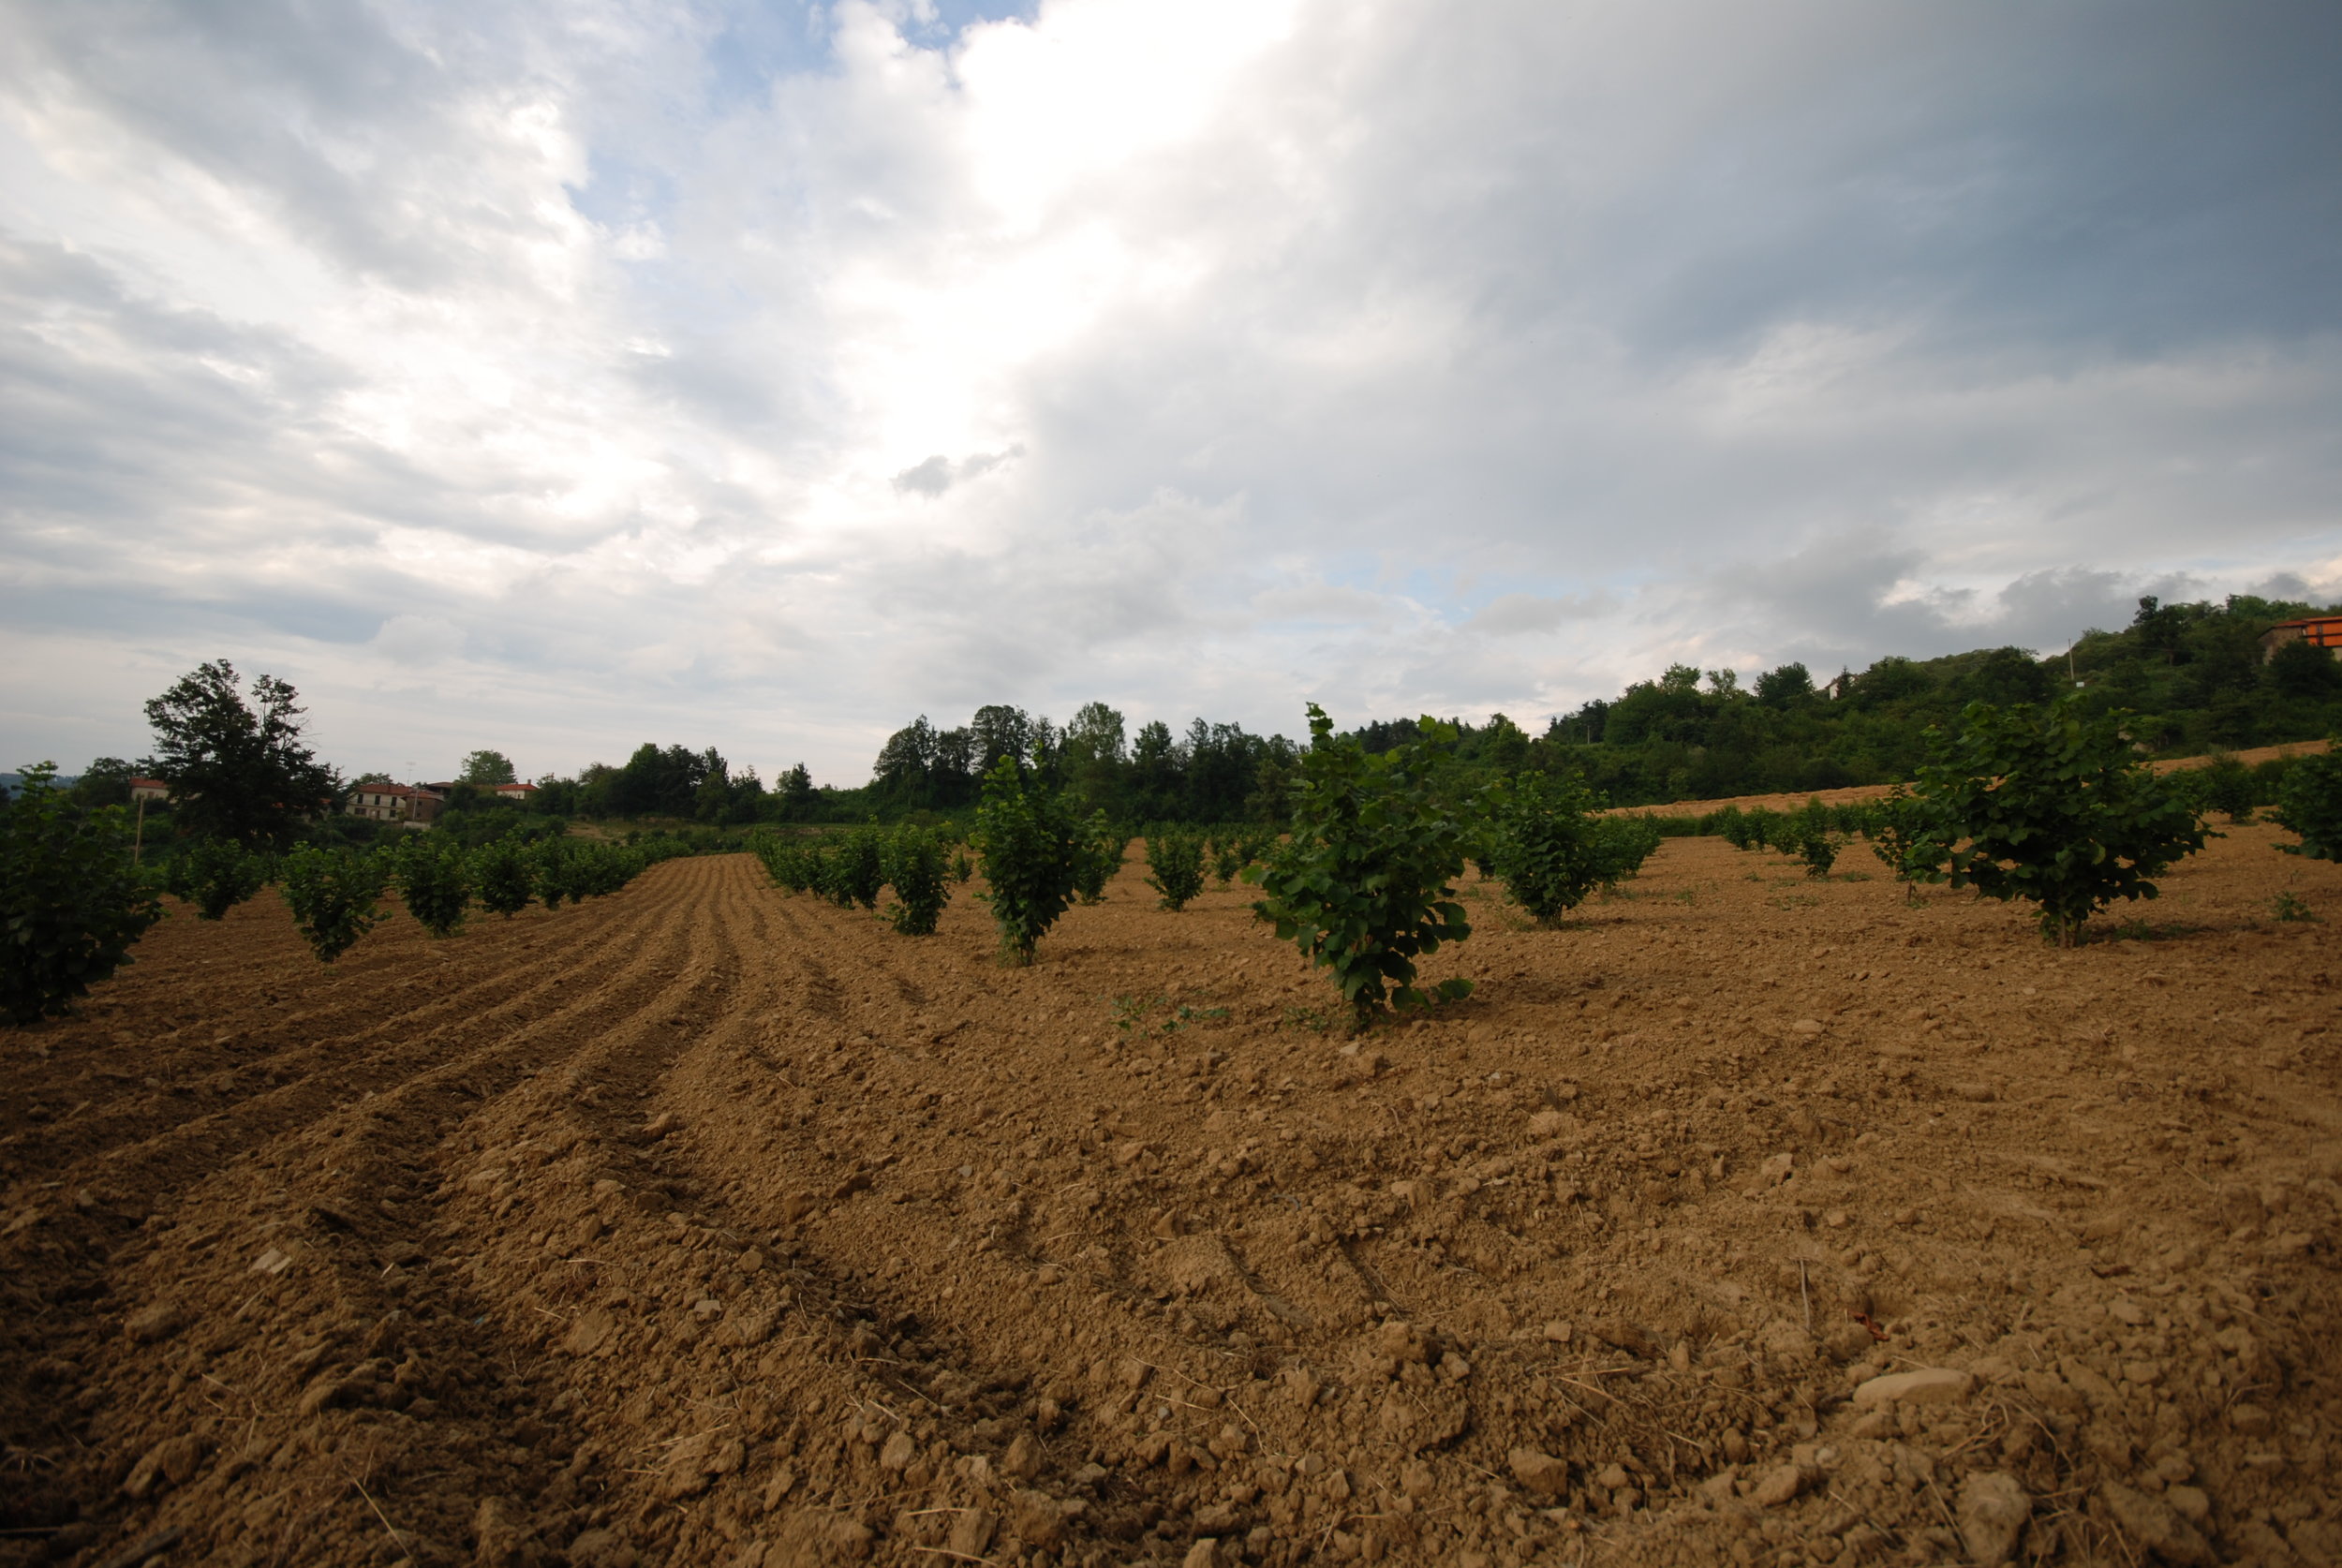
<box><xmin>2261</xmin><ymin>616</ymin><xmax>2342</xmax><ymax>661</ymax></box>
<box><xmin>347</xmin><ymin>782</ymin><xmax>447</xmax><ymax>826</ymax></box>
<box><xmin>422</xmin><ymin>779</ymin><xmax>537</xmax><ymax>805</ymax></box>
<box><xmin>129</xmin><ymin>777</ymin><xmax>170</xmax><ymax>804</ymax></box>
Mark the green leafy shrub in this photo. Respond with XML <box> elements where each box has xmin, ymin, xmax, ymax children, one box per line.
<box><xmin>278</xmin><ymin>844</ymin><xmax>390</xmax><ymax>962</ymax></box>
<box><xmin>971</xmin><ymin>757</ymin><xmax>1080</xmax><ymax>965</ymax></box>
<box><xmin>812</xmin><ymin>842</ymin><xmax>857</xmax><ymax>907</ymax></box>
<box><xmin>1</xmin><ymin>762</ymin><xmax>165</xmax><ymax>1022</ymax></box>
<box><xmin>472</xmin><ymin>837</ymin><xmax>537</xmax><ymax>918</ymax></box>
<box><xmin>568</xmin><ymin>841</ymin><xmax>646</xmax><ymax>896</ymax></box>
<box><xmin>950</xmin><ymin>850</ymin><xmax>976</xmax><ymax>884</ymax></box>
<box><xmin>1909</xmin><ymin>695</ymin><xmax>2209</xmax><ymax>946</ymax></box>
<box><xmin>1866</xmin><ymin>787</ymin><xmax>1932</xmax><ymax>896</ymax></box>
<box><xmin>1145</xmin><ymin>831</ymin><xmax>1207</xmax><ymax>910</ymax></box>
<box><xmin>1246</xmin><ymin>706</ymin><xmax>1475</xmax><ymax>1024</ymax></box>
<box><xmin>882</xmin><ymin>825</ymin><xmax>951</xmax><ymax>936</ymax></box>
<box><xmin>833</xmin><ymin>827</ymin><xmax>886</xmax><ymax>910</ymax></box>
<box><xmin>1071</xmin><ymin>812</ymin><xmax>1124</xmax><ymax>905</ymax></box>
<box><xmin>393</xmin><ymin>836</ymin><xmax>471</xmax><ymax>937</ymax></box>
<box><xmin>756</xmin><ymin>835</ymin><xmax>817</xmax><ymax>893</ymax></box>
<box><xmin>169</xmin><ymin>837</ymin><xmax>270</xmax><ymax>920</ymax></box>
<box><xmin>759</xmin><ymin>833</ymin><xmax>806</xmax><ymax>898</ymax></box>
<box><xmin>529</xmin><ymin>840</ymin><xmax>585</xmax><ymax>909</ymax></box>
<box><xmin>1713</xmin><ymin>806</ymin><xmax>1754</xmax><ymax>850</ymax></box>
<box><xmin>1590</xmin><ymin>815</ymin><xmax>1664</xmax><ymax>884</ymax></box>
<box><xmin>2273</xmin><ymin>745</ymin><xmax>2342</xmax><ymax>861</ymax></box>
<box><xmin>1210</xmin><ymin>836</ymin><xmax>1247</xmax><ymax>886</ymax></box>
<box><xmin>1796</xmin><ymin>826</ymin><xmax>1842</xmax><ymax>879</ymax></box>
<box><xmin>2195</xmin><ymin>754</ymin><xmax>2257</xmax><ymax>822</ymax></box>
<box><xmin>791</xmin><ymin>841</ymin><xmax>834</xmax><ymax>896</ymax></box>
<box><xmin>1482</xmin><ymin>772</ymin><xmax>1618</xmax><ymax>922</ymax></box>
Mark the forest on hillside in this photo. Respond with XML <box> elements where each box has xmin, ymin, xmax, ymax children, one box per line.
<box><xmin>828</xmin><ymin>592</ymin><xmax>2341</xmax><ymax>819</ymax></box>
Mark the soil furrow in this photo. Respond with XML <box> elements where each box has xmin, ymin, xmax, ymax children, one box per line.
<box><xmin>15</xmin><ymin>869</ymin><xmax>714</xmax><ymax>1220</ymax></box>
<box><xmin>3</xmin><ymin>835</ymin><xmax>2338</xmax><ymax>1568</ymax></box>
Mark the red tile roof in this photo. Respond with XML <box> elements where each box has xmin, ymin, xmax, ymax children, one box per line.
<box><xmin>2273</xmin><ymin>616</ymin><xmax>2342</xmax><ymax>647</ymax></box>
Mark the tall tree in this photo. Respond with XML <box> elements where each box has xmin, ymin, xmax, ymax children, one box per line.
<box><xmin>458</xmin><ymin>749</ymin><xmax>518</xmax><ymax>785</ymax></box>
<box><xmin>971</xmin><ymin>705</ymin><xmax>1032</xmax><ymax>774</ymax></box>
<box><xmin>70</xmin><ymin>757</ymin><xmax>136</xmax><ymax>810</ymax></box>
<box><xmin>142</xmin><ymin>661</ymin><xmax>340</xmax><ymax>848</ymax></box>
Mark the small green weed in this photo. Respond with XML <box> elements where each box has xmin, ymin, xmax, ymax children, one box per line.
<box><xmin>1110</xmin><ymin>992</ymin><xmax>1167</xmax><ymax>1033</ymax></box>
<box><xmin>1110</xmin><ymin>992</ymin><xmax>1230</xmax><ymax>1036</ymax></box>
<box><xmin>2273</xmin><ymin>892</ymin><xmax>2320</xmax><ymax>924</ymax></box>
<box><xmin>1280</xmin><ymin>1003</ymin><xmax>1338</xmax><ymax>1035</ymax></box>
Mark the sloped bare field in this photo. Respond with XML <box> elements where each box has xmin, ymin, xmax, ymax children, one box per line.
<box><xmin>3</xmin><ymin>829</ymin><xmax>2338</xmax><ymax>1568</ymax></box>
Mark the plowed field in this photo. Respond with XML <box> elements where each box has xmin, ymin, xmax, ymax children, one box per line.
<box><xmin>3</xmin><ymin>829</ymin><xmax>2338</xmax><ymax>1568</ymax></box>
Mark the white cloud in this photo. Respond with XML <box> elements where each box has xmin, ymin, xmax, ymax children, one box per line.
<box><xmin>1</xmin><ymin>0</ymin><xmax>2337</xmax><ymax>783</ymax></box>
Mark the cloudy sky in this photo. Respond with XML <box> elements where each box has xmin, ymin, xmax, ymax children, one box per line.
<box><xmin>4</xmin><ymin>1</ymin><xmax>2338</xmax><ymax>784</ymax></box>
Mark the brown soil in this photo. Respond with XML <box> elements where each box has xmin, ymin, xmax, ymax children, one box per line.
<box><xmin>1622</xmin><ymin>740</ymin><xmax>2332</xmax><ymax>819</ymax></box>
<box><xmin>3</xmin><ymin>830</ymin><xmax>2338</xmax><ymax>1568</ymax></box>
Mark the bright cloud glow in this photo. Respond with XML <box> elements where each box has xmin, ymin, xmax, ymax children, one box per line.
<box><xmin>1</xmin><ymin>0</ymin><xmax>2337</xmax><ymax>784</ymax></box>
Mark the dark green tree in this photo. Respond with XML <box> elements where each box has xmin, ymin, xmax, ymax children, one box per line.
<box><xmin>1909</xmin><ymin>696</ymin><xmax>2208</xmax><ymax>946</ymax></box>
<box><xmin>1070</xmin><ymin>811</ymin><xmax>1124</xmax><ymax>904</ymax></box>
<box><xmin>1247</xmin><ymin>706</ymin><xmax>1475</xmax><ymax>1024</ymax></box>
<box><xmin>1482</xmin><ymin>771</ymin><xmax>1613</xmax><ymax>923</ymax></box>
<box><xmin>458</xmin><ymin>749</ymin><xmax>518</xmax><ymax>785</ymax></box>
<box><xmin>471</xmin><ymin>837</ymin><xmax>536</xmax><ymax>917</ymax></box>
<box><xmin>882</xmin><ymin>825</ymin><xmax>951</xmax><ymax>936</ymax></box>
<box><xmin>168</xmin><ymin>837</ymin><xmax>269</xmax><ymax>920</ymax></box>
<box><xmin>1754</xmin><ymin>662</ymin><xmax>1816</xmax><ymax>709</ymax></box>
<box><xmin>393</xmin><ymin>836</ymin><xmax>472</xmax><ymax>937</ymax></box>
<box><xmin>2269</xmin><ymin>638</ymin><xmax>2342</xmax><ymax>701</ymax></box>
<box><xmin>278</xmin><ymin>845</ymin><xmax>389</xmax><ymax>962</ymax></box>
<box><xmin>1144</xmin><ymin>831</ymin><xmax>1206</xmax><ymax>910</ymax></box>
<box><xmin>1</xmin><ymin>763</ymin><xmax>165</xmax><ymax>1021</ymax></box>
<box><xmin>971</xmin><ymin>757</ymin><xmax>1079</xmax><ymax>965</ymax></box>
<box><xmin>70</xmin><ymin>757</ymin><xmax>137</xmax><ymax>810</ymax></box>
<box><xmin>142</xmin><ymin>661</ymin><xmax>340</xmax><ymax>849</ymax></box>
<box><xmin>2274</xmin><ymin>746</ymin><xmax>2342</xmax><ymax>862</ymax></box>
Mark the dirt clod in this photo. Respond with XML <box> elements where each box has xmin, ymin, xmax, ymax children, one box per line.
<box><xmin>121</xmin><ymin>1303</ymin><xmax>188</xmax><ymax>1344</ymax></box>
<box><xmin>1508</xmin><ymin>1446</ymin><xmax>1569</xmax><ymax>1495</ymax></box>
<box><xmin>2101</xmin><ymin>1479</ymin><xmax>2217</xmax><ymax>1565</ymax></box>
<box><xmin>1750</xmin><ymin>1463</ymin><xmax>1804</xmax><ymax>1507</ymax></box>
<box><xmin>1851</xmin><ymin>1366</ymin><xmax>1972</xmax><ymax>1408</ymax></box>
<box><xmin>1957</xmin><ymin>1471</ymin><xmax>2031</xmax><ymax>1566</ymax></box>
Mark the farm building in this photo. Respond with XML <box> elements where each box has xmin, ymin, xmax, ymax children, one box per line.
<box><xmin>346</xmin><ymin>782</ymin><xmax>446</xmax><ymax>825</ymax></box>
<box><xmin>2261</xmin><ymin>615</ymin><xmax>2342</xmax><ymax>659</ymax></box>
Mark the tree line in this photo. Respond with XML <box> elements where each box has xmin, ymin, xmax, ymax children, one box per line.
<box><xmin>31</xmin><ymin>587</ymin><xmax>2342</xmax><ymax>849</ymax></box>
<box><xmin>1353</xmin><ymin>590</ymin><xmax>2341</xmax><ymax>807</ymax></box>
